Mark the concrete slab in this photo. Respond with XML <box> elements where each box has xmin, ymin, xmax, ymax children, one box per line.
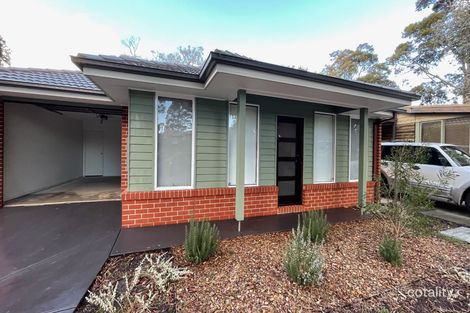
<box><xmin>440</xmin><ymin>227</ymin><xmax>470</xmax><ymax>243</ymax></box>
<box><xmin>0</xmin><ymin>201</ymin><xmax>120</xmax><ymax>313</ymax></box>
<box><xmin>423</xmin><ymin>208</ymin><xmax>470</xmax><ymax>227</ymax></box>
<box><xmin>112</xmin><ymin>207</ymin><xmax>365</xmax><ymax>256</ymax></box>
<box><xmin>5</xmin><ymin>176</ymin><xmax>120</xmax><ymax>207</ymax></box>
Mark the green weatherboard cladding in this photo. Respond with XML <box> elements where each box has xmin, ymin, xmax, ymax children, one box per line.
<box><xmin>195</xmin><ymin>97</ymin><xmax>229</xmax><ymax>188</ymax></box>
<box><xmin>127</xmin><ymin>91</ymin><xmax>375</xmax><ymax>191</ymax></box>
<box><xmin>128</xmin><ymin>90</ymin><xmax>155</xmax><ymax>191</ymax></box>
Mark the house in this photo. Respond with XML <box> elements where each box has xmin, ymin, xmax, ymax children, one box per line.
<box><xmin>0</xmin><ymin>50</ymin><xmax>419</xmax><ymax>228</ymax></box>
<box><xmin>382</xmin><ymin>104</ymin><xmax>470</xmax><ymax>152</ymax></box>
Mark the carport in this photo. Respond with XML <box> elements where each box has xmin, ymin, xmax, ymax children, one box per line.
<box><xmin>0</xmin><ymin>68</ymin><xmax>123</xmax><ymax>207</ymax></box>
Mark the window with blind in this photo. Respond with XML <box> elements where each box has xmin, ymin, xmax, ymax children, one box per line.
<box><xmin>349</xmin><ymin>118</ymin><xmax>360</xmax><ymax>181</ymax></box>
<box><xmin>228</xmin><ymin>104</ymin><xmax>259</xmax><ymax>185</ymax></box>
<box><xmin>156</xmin><ymin>97</ymin><xmax>193</xmax><ymax>188</ymax></box>
<box><xmin>421</xmin><ymin>121</ymin><xmax>441</xmax><ymax>143</ymax></box>
<box><xmin>445</xmin><ymin>119</ymin><xmax>470</xmax><ymax>153</ymax></box>
<box><xmin>314</xmin><ymin>113</ymin><xmax>335</xmax><ymax>182</ymax></box>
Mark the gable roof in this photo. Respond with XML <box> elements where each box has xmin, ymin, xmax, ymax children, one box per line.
<box><xmin>0</xmin><ymin>67</ymin><xmax>104</xmax><ymax>95</ymax></box>
<box><xmin>72</xmin><ymin>49</ymin><xmax>420</xmax><ymax>101</ymax></box>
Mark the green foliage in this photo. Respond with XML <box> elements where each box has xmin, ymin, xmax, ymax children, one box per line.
<box><xmin>377</xmin><ymin>306</ymin><xmax>391</xmax><ymax>313</ymax></box>
<box><xmin>284</xmin><ymin>226</ymin><xmax>324</xmax><ymax>286</ymax></box>
<box><xmin>121</xmin><ymin>36</ymin><xmax>141</xmax><ymax>57</ymax></box>
<box><xmin>0</xmin><ymin>35</ymin><xmax>11</xmax><ymax>67</ymax></box>
<box><xmin>151</xmin><ymin>45</ymin><xmax>204</xmax><ymax>67</ymax></box>
<box><xmin>388</xmin><ymin>0</ymin><xmax>470</xmax><ymax>103</ymax></box>
<box><xmin>368</xmin><ymin>145</ymin><xmax>455</xmax><ymax>266</ymax></box>
<box><xmin>300</xmin><ymin>210</ymin><xmax>329</xmax><ymax>244</ymax></box>
<box><xmin>322</xmin><ymin>43</ymin><xmax>397</xmax><ymax>88</ymax></box>
<box><xmin>86</xmin><ymin>253</ymin><xmax>189</xmax><ymax>313</ymax></box>
<box><xmin>184</xmin><ymin>220</ymin><xmax>219</xmax><ymax>264</ymax></box>
<box><xmin>367</xmin><ymin>146</ymin><xmax>450</xmax><ymax>239</ymax></box>
<box><xmin>379</xmin><ymin>235</ymin><xmax>402</xmax><ymax>266</ymax></box>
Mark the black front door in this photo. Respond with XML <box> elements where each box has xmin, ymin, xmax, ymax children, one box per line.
<box><xmin>277</xmin><ymin>116</ymin><xmax>303</xmax><ymax>206</ymax></box>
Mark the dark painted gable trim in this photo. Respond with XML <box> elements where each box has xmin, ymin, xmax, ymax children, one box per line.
<box><xmin>72</xmin><ymin>51</ymin><xmax>420</xmax><ymax>102</ymax></box>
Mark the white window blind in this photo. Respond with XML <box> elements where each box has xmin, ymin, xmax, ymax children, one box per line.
<box><xmin>156</xmin><ymin>97</ymin><xmax>193</xmax><ymax>187</ymax></box>
<box><xmin>228</xmin><ymin>104</ymin><xmax>258</xmax><ymax>185</ymax></box>
<box><xmin>314</xmin><ymin>113</ymin><xmax>335</xmax><ymax>182</ymax></box>
<box><xmin>350</xmin><ymin>118</ymin><xmax>360</xmax><ymax>181</ymax></box>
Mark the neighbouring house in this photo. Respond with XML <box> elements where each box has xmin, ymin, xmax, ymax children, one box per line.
<box><xmin>0</xmin><ymin>50</ymin><xmax>419</xmax><ymax>228</ymax></box>
<box><xmin>382</xmin><ymin>104</ymin><xmax>470</xmax><ymax>152</ymax></box>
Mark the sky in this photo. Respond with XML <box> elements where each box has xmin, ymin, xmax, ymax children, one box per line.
<box><xmin>0</xmin><ymin>0</ymin><xmax>441</xmax><ymax>89</ymax></box>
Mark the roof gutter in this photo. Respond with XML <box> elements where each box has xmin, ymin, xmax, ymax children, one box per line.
<box><xmin>72</xmin><ymin>52</ymin><xmax>421</xmax><ymax>102</ymax></box>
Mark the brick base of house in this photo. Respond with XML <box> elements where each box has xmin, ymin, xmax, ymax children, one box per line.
<box><xmin>121</xmin><ymin>182</ymin><xmax>376</xmax><ymax>228</ymax></box>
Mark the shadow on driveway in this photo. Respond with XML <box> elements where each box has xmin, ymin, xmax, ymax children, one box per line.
<box><xmin>0</xmin><ymin>201</ymin><xmax>120</xmax><ymax>313</ymax></box>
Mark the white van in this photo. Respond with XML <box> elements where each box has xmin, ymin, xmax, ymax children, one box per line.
<box><xmin>381</xmin><ymin>142</ymin><xmax>470</xmax><ymax>211</ymax></box>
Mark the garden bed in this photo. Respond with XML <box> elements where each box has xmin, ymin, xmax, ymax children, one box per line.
<box><xmin>77</xmin><ymin>218</ymin><xmax>469</xmax><ymax>312</ymax></box>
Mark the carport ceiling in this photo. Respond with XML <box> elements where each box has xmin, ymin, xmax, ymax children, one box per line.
<box><xmin>3</xmin><ymin>97</ymin><xmax>123</xmax><ymax>116</ymax></box>
<box><xmin>33</xmin><ymin>103</ymin><xmax>122</xmax><ymax>116</ymax></box>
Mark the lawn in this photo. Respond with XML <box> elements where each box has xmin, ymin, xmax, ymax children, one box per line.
<box><xmin>77</xmin><ymin>218</ymin><xmax>469</xmax><ymax>313</ymax></box>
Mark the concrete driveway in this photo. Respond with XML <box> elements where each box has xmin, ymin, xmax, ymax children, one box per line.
<box><xmin>0</xmin><ymin>201</ymin><xmax>120</xmax><ymax>313</ymax></box>
<box><xmin>423</xmin><ymin>202</ymin><xmax>470</xmax><ymax>227</ymax></box>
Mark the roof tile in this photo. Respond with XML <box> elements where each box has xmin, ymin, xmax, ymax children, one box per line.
<box><xmin>0</xmin><ymin>67</ymin><xmax>101</xmax><ymax>93</ymax></box>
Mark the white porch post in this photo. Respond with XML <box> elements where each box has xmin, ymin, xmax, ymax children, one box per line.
<box><xmin>358</xmin><ymin>108</ymin><xmax>369</xmax><ymax>209</ymax></box>
<box><xmin>235</xmin><ymin>89</ymin><xmax>246</xmax><ymax>224</ymax></box>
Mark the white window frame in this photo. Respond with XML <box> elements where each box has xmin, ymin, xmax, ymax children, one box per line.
<box><xmin>348</xmin><ymin>116</ymin><xmax>360</xmax><ymax>182</ymax></box>
<box><xmin>154</xmin><ymin>93</ymin><xmax>196</xmax><ymax>190</ymax></box>
<box><xmin>313</xmin><ymin>112</ymin><xmax>336</xmax><ymax>183</ymax></box>
<box><xmin>227</xmin><ymin>102</ymin><xmax>260</xmax><ymax>187</ymax></box>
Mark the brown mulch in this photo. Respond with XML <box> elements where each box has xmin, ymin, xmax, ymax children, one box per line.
<box><xmin>172</xmin><ymin>219</ymin><xmax>470</xmax><ymax>313</ymax></box>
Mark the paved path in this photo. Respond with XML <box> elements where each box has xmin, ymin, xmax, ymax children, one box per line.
<box><xmin>0</xmin><ymin>201</ymin><xmax>120</xmax><ymax>313</ymax></box>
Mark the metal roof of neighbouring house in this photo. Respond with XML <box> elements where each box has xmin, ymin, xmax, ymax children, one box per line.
<box><xmin>72</xmin><ymin>50</ymin><xmax>421</xmax><ymax>102</ymax></box>
<box><xmin>406</xmin><ymin>104</ymin><xmax>470</xmax><ymax>114</ymax></box>
<box><xmin>0</xmin><ymin>67</ymin><xmax>104</xmax><ymax>95</ymax></box>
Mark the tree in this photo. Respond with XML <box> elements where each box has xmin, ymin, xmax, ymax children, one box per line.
<box><xmin>322</xmin><ymin>43</ymin><xmax>398</xmax><ymax>88</ymax></box>
<box><xmin>151</xmin><ymin>45</ymin><xmax>204</xmax><ymax>67</ymax></box>
<box><xmin>388</xmin><ymin>0</ymin><xmax>470</xmax><ymax>104</ymax></box>
<box><xmin>365</xmin><ymin>146</ymin><xmax>454</xmax><ymax>265</ymax></box>
<box><xmin>0</xmin><ymin>35</ymin><xmax>11</xmax><ymax>67</ymax></box>
<box><xmin>121</xmin><ymin>36</ymin><xmax>140</xmax><ymax>57</ymax></box>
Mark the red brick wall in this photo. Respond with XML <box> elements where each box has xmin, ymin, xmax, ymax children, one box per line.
<box><xmin>373</xmin><ymin>122</ymin><xmax>382</xmax><ymax>179</ymax></box>
<box><xmin>278</xmin><ymin>182</ymin><xmax>376</xmax><ymax>214</ymax></box>
<box><xmin>121</xmin><ymin>186</ymin><xmax>278</xmax><ymax>228</ymax></box>
<box><xmin>121</xmin><ymin>107</ymin><xmax>128</xmax><ymax>193</ymax></box>
<box><xmin>0</xmin><ymin>100</ymin><xmax>3</xmax><ymax>208</ymax></box>
<box><xmin>373</xmin><ymin>122</ymin><xmax>382</xmax><ymax>200</ymax></box>
<box><xmin>121</xmin><ymin>182</ymin><xmax>376</xmax><ymax>228</ymax></box>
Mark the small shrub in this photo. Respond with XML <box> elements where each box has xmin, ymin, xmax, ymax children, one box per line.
<box><xmin>379</xmin><ymin>235</ymin><xmax>402</xmax><ymax>266</ymax></box>
<box><xmin>300</xmin><ymin>210</ymin><xmax>329</xmax><ymax>244</ymax></box>
<box><xmin>284</xmin><ymin>226</ymin><xmax>324</xmax><ymax>286</ymax></box>
<box><xmin>184</xmin><ymin>220</ymin><xmax>219</xmax><ymax>264</ymax></box>
<box><xmin>86</xmin><ymin>253</ymin><xmax>189</xmax><ymax>313</ymax></box>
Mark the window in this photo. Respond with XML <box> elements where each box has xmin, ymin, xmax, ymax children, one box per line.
<box><xmin>445</xmin><ymin>119</ymin><xmax>470</xmax><ymax>153</ymax></box>
<box><xmin>228</xmin><ymin>104</ymin><xmax>258</xmax><ymax>185</ymax></box>
<box><xmin>314</xmin><ymin>113</ymin><xmax>335</xmax><ymax>182</ymax></box>
<box><xmin>421</xmin><ymin>121</ymin><xmax>441</xmax><ymax>143</ymax></box>
<box><xmin>156</xmin><ymin>97</ymin><xmax>193</xmax><ymax>188</ymax></box>
<box><xmin>349</xmin><ymin>118</ymin><xmax>360</xmax><ymax>180</ymax></box>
